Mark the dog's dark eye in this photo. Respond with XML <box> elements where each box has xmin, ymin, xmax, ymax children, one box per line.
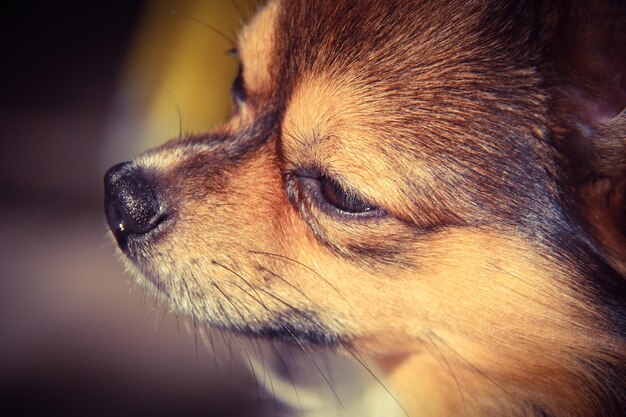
<box><xmin>320</xmin><ymin>176</ymin><xmax>376</xmax><ymax>214</ymax></box>
<box><xmin>231</xmin><ymin>63</ymin><xmax>246</xmax><ymax>106</ymax></box>
<box><xmin>228</xmin><ymin>48</ymin><xmax>246</xmax><ymax>108</ymax></box>
<box><xmin>288</xmin><ymin>171</ymin><xmax>381</xmax><ymax>217</ymax></box>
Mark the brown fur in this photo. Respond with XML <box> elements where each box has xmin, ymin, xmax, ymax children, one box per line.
<box><xmin>107</xmin><ymin>1</ymin><xmax>625</xmax><ymax>416</ymax></box>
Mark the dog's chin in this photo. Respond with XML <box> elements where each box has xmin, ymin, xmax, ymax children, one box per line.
<box><xmin>114</xmin><ymin>244</ymin><xmax>343</xmax><ymax>349</ymax></box>
<box><xmin>110</xmin><ymin>228</ymin><xmax>176</xmax><ymax>292</ymax></box>
<box><xmin>116</xmin><ymin>251</ymin><xmax>167</xmax><ymax>296</ymax></box>
<box><xmin>221</xmin><ymin>315</ymin><xmax>344</xmax><ymax>349</ymax></box>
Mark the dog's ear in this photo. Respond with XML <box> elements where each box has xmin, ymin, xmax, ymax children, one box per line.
<box><xmin>545</xmin><ymin>0</ymin><xmax>626</xmax><ymax>270</ymax></box>
<box><xmin>547</xmin><ymin>0</ymin><xmax>625</xmax><ymax>175</ymax></box>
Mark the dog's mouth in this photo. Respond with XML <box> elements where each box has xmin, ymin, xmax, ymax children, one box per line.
<box><xmin>102</xmin><ymin>150</ymin><xmax>355</xmax><ymax>351</ymax></box>
<box><xmin>218</xmin><ymin>312</ymin><xmax>344</xmax><ymax>348</ymax></box>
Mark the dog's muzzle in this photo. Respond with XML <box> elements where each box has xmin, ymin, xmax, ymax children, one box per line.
<box><xmin>104</xmin><ymin>162</ymin><xmax>165</xmax><ymax>249</ymax></box>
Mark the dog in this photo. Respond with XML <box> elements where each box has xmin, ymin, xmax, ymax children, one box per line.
<box><xmin>104</xmin><ymin>1</ymin><xmax>625</xmax><ymax>415</ymax></box>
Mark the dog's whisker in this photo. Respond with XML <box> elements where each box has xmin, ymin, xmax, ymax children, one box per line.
<box><xmin>217</xmin><ymin>271</ymin><xmax>345</xmax><ymax>415</ymax></box>
<box><xmin>246</xmin><ymin>283</ymin><xmax>333</xmax><ymax>338</ymax></box>
<box><xmin>156</xmin><ymin>85</ymin><xmax>184</xmax><ymax>140</ymax></box>
<box><xmin>213</xmin><ymin>260</ymin><xmax>271</xmax><ymax>313</ymax></box>
<box><xmin>179</xmin><ymin>276</ymin><xmax>199</xmax><ymax>357</ymax></box>
<box><xmin>210</xmin><ymin>280</ymin><xmax>263</xmax><ymax>405</ymax></box>
<box><xmin>283</xmin><ymin>326</ymin><xmax>348</xmax><ymax>416</ymax></box>
<box><xmin>249</xmin><ymin>250</ymin><xmax>354</xmax><ymax>312</ymax></box>
<box><xmin>230</xmin><ymin>0</ymin><xmax>245</xmax><ymax>22</ymax></box>
<box><xmin>256</xmin><ymin>340</ymin><xmax>279</xmax><ymax>416</ymax></box>
<box><xmin>255</xmin><ymin>264</ymin><xmax>317</xmax><ymax>306</ymax></box>
<box><xmin>205</xmin><ymin>322</ymin><xmax>219</xmax><ymax>371</ymax></box>
<box><xmin>267</xmin><ymin>339</ymin><xmax>304</xmax><ymax>415</ymax></box>
<box><xmin>210</xmin><ymin>273</ymin><xmax>278</xmax><ymax>409</ymax></box>
<box><xmin>342</xmin><ymin>342</ymin><xmax>410</xmax><ymax>417</ymax></box>
<box><xmin>192</xmin><ymin>313</ymin><xmax>199</xmax><ymax>359</ymax></box>
<box><xmin>150</xmin><ymin>9</ymin><xmax>236</xmax><ymax>46</ymax></box>
<box><xmin>181</xmin><ymin>272</ymin><xmax>220</xmax><ymax>371</ymax></box>
<box><xmin>423</xmin><ymin>331</ymin><xmax>470</xmax><ymax>415</ymax></box>
<box><xmin>429</xmin><ymin>331</ymin><xmax>520</xmax><ymax>406</ymax></box>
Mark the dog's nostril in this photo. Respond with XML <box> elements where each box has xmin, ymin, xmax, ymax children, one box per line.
<box><xmin>104</xmin><ymin>162</ymin><xmax>163</xmax><ymax>247</ymax></box>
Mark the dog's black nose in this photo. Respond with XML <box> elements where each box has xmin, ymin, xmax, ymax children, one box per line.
<box><xmin>104</xmin><ymin>162</ymin><xmax>163</xmax><ymax>247</ymax></box>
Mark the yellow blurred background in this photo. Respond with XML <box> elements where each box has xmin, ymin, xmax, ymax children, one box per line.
<box><xmin>109</xmin><ymin>0</ymin><xmax>258</xmax><ymax>154</ymax></box>
<box><xmin>0</xmin><ymin>1</ymin><xmax>264</xmax><ymax>416</ymax></box>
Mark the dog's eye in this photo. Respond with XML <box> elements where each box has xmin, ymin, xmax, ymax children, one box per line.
<box><xmin>228</xmin><ymin>48</ymin><xmax>246</xmax><ymax>109</ymax></box>
<box><xmin>320</xmin><ymin>176</ymin><xmax>376</xmax><ymax>214</ymax></box>
<box><xmin>289</xmin><ymin>172</ymin><xmax>381</xmax><ymax>217</ymax></box>
<box><xmin>231</xmin><ymin>63</ymin><xmax>246</xmax><ymax>106</ymax></box>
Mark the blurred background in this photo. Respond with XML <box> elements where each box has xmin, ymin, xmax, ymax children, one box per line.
<box><xmin>0</xmin><ymin>1</ymin><xmax>264</xmax><ymax>416</ymax></box>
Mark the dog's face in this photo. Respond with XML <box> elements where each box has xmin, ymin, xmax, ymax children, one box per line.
<box><xmin>105</xmin><ymin>1</ymin><xmax>625</xmax><ymax>415</ymax></box>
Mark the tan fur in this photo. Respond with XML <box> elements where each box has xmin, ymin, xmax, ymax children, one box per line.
<box><xmin>107</xmin><ymin>1</ymin><xmax>626</xmax><ymax>415</ymax></box>
<box><xmin>237</xmin><ymin>0</ymin><xmax>279</xmax><ymax>96</ymax></box>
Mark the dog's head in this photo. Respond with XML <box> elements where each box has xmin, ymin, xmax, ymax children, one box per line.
<box><xmin>105</xmin><ymin>1</ymin><xmax>625</xmax><ymax>415</ymax></box>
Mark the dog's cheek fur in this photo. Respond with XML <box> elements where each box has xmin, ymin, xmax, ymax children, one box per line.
<box><xmin>128</xmin><ymin>135</ymin><xmax>621</xmax><ymax>415</ymax></box>
<box><xmin>353</xmin><ymin>229</ymin><xmax>618</xmax><ymax>416</ymax></box>
<box><xmin>127</xmin><ymin>139</ymin><xmax>372</xmax><ymax>343</ymax></box>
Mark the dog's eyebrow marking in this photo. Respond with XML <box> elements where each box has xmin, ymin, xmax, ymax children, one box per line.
<box><xmin>281</xmin><ymin>74</ymin><xmax>380</xmax><ymax>167</ymax></box>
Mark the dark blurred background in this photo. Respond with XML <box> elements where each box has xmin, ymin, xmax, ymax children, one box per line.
<box><xmin>0</xmin><ymin>1</ymin><xmax>262</xmax><ymax>416</ymax></box>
